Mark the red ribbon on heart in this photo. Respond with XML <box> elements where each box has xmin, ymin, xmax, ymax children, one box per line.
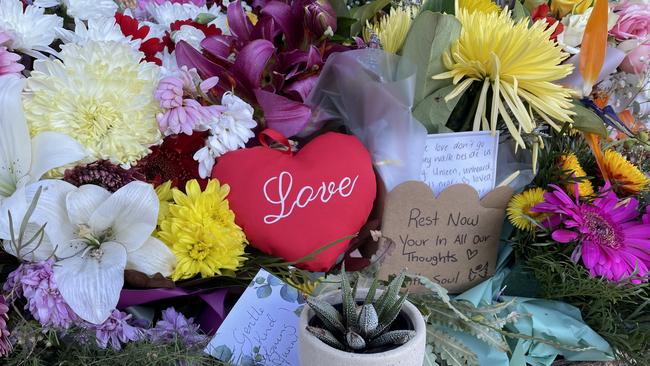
<box><xmin>212</xmin><ymin>129</ymin><xmax>376</xmax><ymax>271</ymax></box>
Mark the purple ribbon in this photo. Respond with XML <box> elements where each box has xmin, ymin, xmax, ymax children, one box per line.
<box><xmin>118</xmin><ymin>287</ymin><xmax>229</xmax><ymax>335</ymax></box>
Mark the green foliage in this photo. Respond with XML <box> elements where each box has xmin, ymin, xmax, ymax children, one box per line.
<box><xmin>305</xmin><ymin>269</ymin><xmax>415</xmax><ymax>353</ymax></box>
<box><xmin>5</xmin><ymin>319</ymin><xmax>226</xmax><ymax>366</ymax></box>
<box><xmin>570</xmin><ymin>102</ymin><xmax>608</xmax><ymax>137</ymax></box>
<box><xmin>348</xmin><ymin>0</ymin><xmax>391</xmax><ymax>36</ymax></box>
<box><xmin>400</xmin><ymin>10</ymin><xmax>462</xmax><ymax>132</ymax></box>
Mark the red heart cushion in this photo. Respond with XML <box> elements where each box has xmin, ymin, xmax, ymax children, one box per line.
<box><xmin>212</xmin><ymin>131</ymin><xmax>376</xmax><ymax>272</ymax></box>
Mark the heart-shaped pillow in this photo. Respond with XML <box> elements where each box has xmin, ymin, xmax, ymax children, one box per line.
<box><xmin>212</xmin><ymin>130</ymin><xmax>376</xmax><ymax>272</ymax></box>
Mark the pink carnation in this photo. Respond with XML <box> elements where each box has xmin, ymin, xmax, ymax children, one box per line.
<box><xmin>610</xmin><ymin>0</ymin><xmax>650</xmax><ymax>41</ymax></box>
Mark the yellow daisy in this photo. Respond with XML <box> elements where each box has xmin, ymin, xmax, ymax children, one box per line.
<box><xmin>364</xmin><ymin>5</ymin><xmax>417</xmax><ymax>54</ymax></box>
<box><xmin>158</xmin><ymin>179</ymin><xmax>247</xmax><ymax>281</ymax></box>
<box><xmin>601</xmin><ymin>149</ymin><xmax>649</xmax><ymax>195</ymax></box>
<box><xmin>433</xmin><ymin>9</ymin><xmax>574</xmax><ymax>148</ymax></box>
<box><xmin>458</xmin><ymin>0</ymin><xmax>500</xmax><ymax>14</ymax></box>
<box><xmin>558</xmin><ymin>153</ymin><xmax>594</xmax><ymax>197</ymax></box>
<box><xmin>507</xmin><ymin>187</ymin><xmax>548</xmax><ymax>231</ymax></box>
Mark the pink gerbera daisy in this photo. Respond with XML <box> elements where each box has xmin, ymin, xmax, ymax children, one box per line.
<box><xmin>533</xmin><ymin>183</ymin><xmax>650</xmax><ymax>283</ymax></box>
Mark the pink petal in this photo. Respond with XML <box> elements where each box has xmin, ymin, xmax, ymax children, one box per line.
<box><xmin>254</xmin><ymin>89</ymin><xmax>312</xmax><ymax>137</ymax></box>
<box><xmin>552</xmin><ymin>229</ymin><xmax>579</xmax><ymax>243</ymax></box>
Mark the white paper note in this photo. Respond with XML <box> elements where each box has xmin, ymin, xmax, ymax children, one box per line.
<box><xmin>420</xmin><ymin>131</ymin><xmax>499</xmax><ymax>198</ymax></box>
<box><xmin>205</xmin><ymin>269</ymin><xmax>303</xmax><ymax>366</ymax></box>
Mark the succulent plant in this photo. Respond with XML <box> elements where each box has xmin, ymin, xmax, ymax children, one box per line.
<box><xmin>305</xmin><ymin>269</ymin><xmax>415</xmax><ymax>353</ymax></box>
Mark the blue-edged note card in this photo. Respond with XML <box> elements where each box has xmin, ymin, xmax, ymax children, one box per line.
<box><xmin>205</xmin><ymin>269</ymin><xmax>304</xmax><ymax>366</ymax></box>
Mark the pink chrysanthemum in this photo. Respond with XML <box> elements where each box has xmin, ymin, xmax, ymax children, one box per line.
<box><xmin>4</xmin><ymin>261</ymin><xmax>79</xmax><ymax>329</ymax></box>
<box><xmin>0</xmin><ymin>32</ymin><xmax>23</xmax><ymax>76</ymax></box>
<box><xmin>533</xmin><ymin>183</ymin><xmax>650</xmax><ymax>283</ymax></box>
<box><xmin>89</xmin><ymin>310</ymin><xmax>144</xmax><ymax>351</ymax></box>
<box><xmin>0</xmin><ymin>296</ymin><xmax>11</xmax><ymax>357</ymax></box>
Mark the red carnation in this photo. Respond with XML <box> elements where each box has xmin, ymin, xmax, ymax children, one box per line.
<box><xmin>532</xmin><ymin>4</ymin><xmax>564</xmax><ymax>41</ymax></box>
<box><xmin>115</xmin><ymin>12</ymin><xmax>165</xmax><ymax>65</ymax></box>
<box><xmin>133</xmin><ymin>132</ymin><xmax>209</xmax><ymax>189</ymax></box>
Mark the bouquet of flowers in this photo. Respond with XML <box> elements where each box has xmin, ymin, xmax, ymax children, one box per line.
<box><xmin>0</xmin><ymin>0</ymin><xmax>647</xmax><ymax>365</ymax></box>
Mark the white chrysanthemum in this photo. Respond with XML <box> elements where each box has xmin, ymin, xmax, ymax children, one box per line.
<box><xmin>24</xmin><ymin>41</ymin><xmax>162</xmax><ymax>168</ymax></box>
<box><xmin>171</xmin><ymin>25</ymin><xmax>205</xmax><ymax>50</ymax></box>
<box><xmin>0</xmin><ymin>0</ymin><xmax>62</xmax><ymax>57</ymax></box>
<box><xmin>194</xmin><ymin>93</ymin><xmax>256</xmax><ymax>178</ymax></box>
<box><xmin>144</xmin><ymin>2</ymin><xmax>227</xmax><ymax>35</ymax></box>
<box><xmin>34</xmin><ymin>0</ymin><xmax>118</xmax><ymax>21</ymax></box>
<box><xmin>56</xmin><ymin>17</ymin><xmax>139</xmax><ymax>48</ymax></box>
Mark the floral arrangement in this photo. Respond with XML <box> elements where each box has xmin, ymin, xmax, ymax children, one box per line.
<box><xmin>0</xmin><ymin>0</ymin><xmax>647</xmax><ymax>365</ymax></box>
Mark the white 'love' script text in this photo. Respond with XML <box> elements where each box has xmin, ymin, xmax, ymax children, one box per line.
<box><xmin>263</xmin><ymin>171</ymin><xmax>359</xmax><ymax>224</ymax></box>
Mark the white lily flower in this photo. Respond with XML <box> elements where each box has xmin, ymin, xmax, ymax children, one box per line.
<box><xmin>22</xmin><ymin>180</ymin><xmax>176</xmax><ymax>324</ymax></box>
<box><xmin>0</xmin><ymin>75</ymin><xmax>86</xmax><ymax>254</ymax></box>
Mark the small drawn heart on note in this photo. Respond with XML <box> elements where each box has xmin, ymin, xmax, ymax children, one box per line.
<box><xmin>466</xmin><ymin>249</ymin><xmax>479</xmax><ymax>260</ymax></box>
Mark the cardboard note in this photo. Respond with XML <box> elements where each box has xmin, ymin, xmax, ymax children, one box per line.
<box><xmin>206</xmin><ymin>269</ymin><xmax>303</xmax><ymax>366</ymax></box>
<box><xmin>420</xmin><ymin>131</ymin><xmax>499</xmax><ymax>198</ymax></box>
<box><xmin>377</xmin><ymin>182</ymin><xmax>513</xmax><ymax>293</ymax></box>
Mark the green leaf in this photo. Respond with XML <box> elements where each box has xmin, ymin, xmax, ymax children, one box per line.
<box><xmin>368</xmin><ymin>330</ymin><xmax>415</xmax><ymax>348</ymax></box>
<box><xmin>375</xmin><ymin>271</ymin><xmax>406</xmax><ymax>316</ymax></box>
<box><xmin>336</xmin><ymin>16</ymin><xmax>357</xmax><ymax>38</ymax></box>
<box><xmin>349</xmin><ymin>0</ymin><xmax>391</xmax><ymax>36</ymax></box>
<box><xmin>415</xmin><ymin>275</ymin><xmax>469</xmax><ymax>321</ymax></box>
<box><xmin>307</xmin><ymin>326</ymin><xmax>346</xmax><ymax>350</ymax></box>
<box><xmin>306</xmin><ymin>296</ymin><xmax>346</xmax><ymax>334</ymax></box>
<box><xmin>364</xmin><ymin>278</ymin><xmax>380</xmax><ymax>305</ymax></box>
<box><xmin>420</xmin><ymin>0</ymin><xmax>455</xmax><ymax>14</ymax></box>
<box><xmin>423</xmin><ymin>345</ymin><xmax>441</xmax><ymax>366</ymax></box>
<box><xmin>412</xmin><ymin>84</ymin><xmax>460</xmax><ymax>133</ymax></box>
<box><xmin>571</xmin><ymin>102</ymin><xmax>608</xmax><ymax>137</ymax></box>
<box><xmin>512</xmin><ymin>1</ymin><xmax>530</xmax><ymax>21</ymax></box>
<box><xmin>327</xmin><ymin>0</ymin><xmax>350</xmax><ymax>17</ymax></box>
<box><xmin>341</xmin><ymin>268</ymin><xmax>357</xmax><ymax>330</ymax></box>
<box><xmin>427</xmin><ymin>327</ymin><xmax>479</xmax><ymax>366</ymax></box>
<box><xmin>357</xmin><ymin>304</ymin><xmax>379</xmax><ymax>337</ymax></box>
<box><xmin>399</xmin><ymin>11</ymin><xmax>461</xmax><ymax>105</ymax></box>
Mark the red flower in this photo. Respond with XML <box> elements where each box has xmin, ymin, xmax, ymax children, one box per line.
<box><xmin>133</xmin><ymin>132</ymin><xmax>208</xmax><ymax>189</ymax></box>
<box><xmin>115</xmin><ymin>13</ymin><xmax>165</xmax><ymax>65</ymax></box>
<box><xmin>531</xmin><ymin>4</ymin><xmax>565</xmax><ymax>41</ymax></box>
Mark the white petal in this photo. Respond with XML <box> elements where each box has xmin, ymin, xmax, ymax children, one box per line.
<box><xmin>126</xmin><ymin>237</ymin><xmax>176</xmax><ymax>277</ymax></box>
<box><xmin>0</xmin><ymin>75</ymin><xmax>31</xmax><ymax>198</ymax></box>
<box><xmin>65</xmin><ymin>185</ymin><xmax>110</xmax><ymax>227</ymax></box>
<box><xmin>53</xmin><ymin>241</ymin><xmax>127</xmax><ymax>324</ymax></box>
<box><xmin>28</xmin><ymin>132</ymin><xmax>87</xmax><ymax>182</ymax></box>
<box><xmin>89</xmin><ymin>181</ymin><xmax>159</xmax><ymax>252</ymax></box>
<box><xmin>2</xmin><ymin>223</ymin><xmax>55</xmax><ymax>262</ymax></box>
<box><xmin>26</xmin><ymin>180</ymin><xmax>77</xmax><ymax>258</ymax></box>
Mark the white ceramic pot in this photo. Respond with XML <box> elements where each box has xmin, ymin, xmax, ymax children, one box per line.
<box><xmin>299</xmin><ymin>289</ymin><xmax>426</xmax><ymax>366</ymax></box>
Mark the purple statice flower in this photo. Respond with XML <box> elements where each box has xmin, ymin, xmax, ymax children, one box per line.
<box><xmin>148</xmin><ymin>307</ymin><xmax>206</xmax><ymax>346</ymax></box>
<box><xmin>533</xmin><ymin>182</ymin><xmax>650</xmax><ymax>283</ymax></box>
<box><xmin>5</xmin><ymin>261</ymin><xmax>78</xmax><ymax>329</ymax></box>
<box><xmin>0</xmin><ymin>296</ymin><xmax>12</xmax><ymax>357</ymax></box>
<box><xmin>89</xmin><ymin>310</ymin><xmax>144</xmax><ymax>352</ymax></box>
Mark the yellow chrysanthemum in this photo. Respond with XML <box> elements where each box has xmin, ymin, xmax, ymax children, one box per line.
<box><xmin>155</xmin><ymin>181</ymin><xmax>174</xmax><ymax>227</ymax></box>
<box><xmin>24</xmin><ymin>41</ymin><xmax>162</xmax><ymax>169</ymax></box>
<box><xmin>602</xmin><ymin>149</ymin><xmax>650</xmax><ymax>194</ymax></box>
<box><xmin>550</xmin><ymin>0</ymin><xmax>592</xmax><ymax>17</ymax></box>
<box><xmin>458</xmin><ymin>0</ymin><xmax>500</xmax><ymax>14</ymax></box>
<box><xmin>558</xmin><ymin>153</ymin><xmax>594</xmax><ymax>197</ymax></box>
<box><xmin>507</xmin><ymin>187</ymin><xmax>547</xmax><ymax>231</ymax></box>
<box><xmin>364</xmin><ymin>5</ymin><xmax>417</xmax><ymax>54</ymax></box>
<box><xmin>158</xmin><ymin>179</ymin><xmax>247</xmax><ymax>281</ymax></box>
<box><xmin>433</xmin><ymin>9</ymin><xmax>574</xmax><ymax>149</ymax></box>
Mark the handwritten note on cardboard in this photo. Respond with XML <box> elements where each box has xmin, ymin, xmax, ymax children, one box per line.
<box><xmin>205</xmin><ymin>269</ymin><xmax>302</xmax><ymax>366</ymax></box>
<box><xmin>378</xmin><ymin>182</ymin><xmax>513</xmax><ymax>293</ymax></box>
<box><xmin>420</xmin><ymin>131</ymin><xmax>499</xmax><ymax>198</ymax></box>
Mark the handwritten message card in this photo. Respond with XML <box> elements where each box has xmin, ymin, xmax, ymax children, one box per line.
<box><xmin>206</xmin><ymin>269</ymin><xmax>303</xmax><ymax>366</ymax></box>
<box><xmin>378</xmin><ymin>182</ymin><xmax>513</xmax><ymax>293</ymax></box>
<box><xmin>420</xmin><ymin>131</ymin><xmax>499</xmax><ymax>198</ymax></box>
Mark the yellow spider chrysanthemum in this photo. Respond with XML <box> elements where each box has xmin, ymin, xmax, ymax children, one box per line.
<box><xmin>602</xmin><ymin>149</ymin><xmax>650</xmax><ymax>195</ymax></box>
<box><xmin>507</xmin><ymin>187</ymin><xmax>547</xmax><ymax>231</ymax></box>
<box><xmin>364</xmin><ymin>5</ymin><xmax>417</xmax><ymax>54</ymax></box>
<box><xmin>24</xmin><ymin>41</ymin><xmax>162</xmax><ymax>169</ymax></box>
<box><xmin>158</xmin><ymin>179</ymin><xmax>247</xmax><ymax>281</ymax></box>
<box><xmin>433</xmin><ymin>9</ymin><xmax>575</xmax><ymax>148</ymax></box>
<box><xmin>458</xmin><ymin>0</ymin><xmax>500</xmax><ymax>14</ymax></box>
<box><xmin>558</xmin><ymin>153</ymin><xmax>594</xmax><ymax>197</ymax></box>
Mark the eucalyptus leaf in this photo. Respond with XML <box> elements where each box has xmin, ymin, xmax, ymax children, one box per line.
<box><xmin>413</xmin><ymin>84</ymin><xmax>460</xmax><ymax>133</ymax></box>
<box><xmin>571</xmin><ymin>102</ymin><xmax>608</xmax><ymax>137</ymax></box>
<box><xmin>399</xmin><ymin>11</ymin><xmax>461</xmax><ymax>105</ymax></box>
<box><xmin>512</xmin><ymin>1</ymin><xmax>530</xmax><ymax>22</ymax></box>
<box><xmin>349</xmin><ymin>0</ymin><xmax>391</xmax><ymax>36</ymax></box>
<box><xmin>420</xmin><ymin>0</ymin><xmax>455</xmax><ymax>14</ymax></box>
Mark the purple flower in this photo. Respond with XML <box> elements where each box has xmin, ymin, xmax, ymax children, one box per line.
<box><xmin>5</xmin><ymin>261</ymin><xmax>78</xmax><ymax>329</ymax></box>
<box><xmin>148</xmin><ymin>307</ymin><xmax>206</xmax><ymax>346</ymax></box>
<box><xmin>533</xmin><ymin>183</ymin><xmax>650</xmax><ymax>283</ymax></box>
<box><xmin>0</xmin><ymin>296</ymin><xmax>12</xmax><ymax>357</ymax></box>
<box><xmin>89</xmin><ymin>310</ymin><xmax>144</xmax><ymax>351</ymax></box>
